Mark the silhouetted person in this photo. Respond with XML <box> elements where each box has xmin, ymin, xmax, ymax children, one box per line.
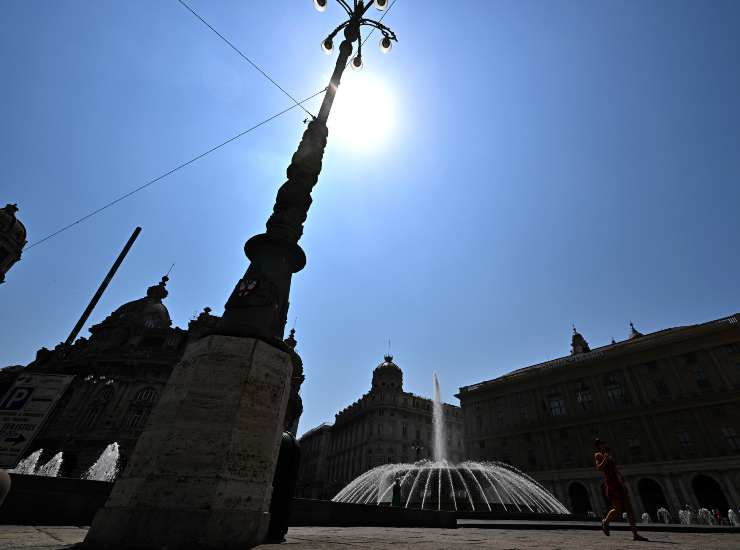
<box><xmin>266</xmin><ymin>432</ymin><xmax>301</xmax><ymax>543</ymax></box>
<box><xmin>392</xmin><ymin>476</ymin><xmax>401</xmax><ymax>508</ymax></box>
<box><xmin>594</xmin><ymin>438</ymin><xmax>647</xmax><ymax>541</ymax></box>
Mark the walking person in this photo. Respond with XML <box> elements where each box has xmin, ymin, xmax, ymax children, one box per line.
<box><xmin>594</xmin><ymin>438</ymin><xmax>648</xmax><ymax>541</ymax></box>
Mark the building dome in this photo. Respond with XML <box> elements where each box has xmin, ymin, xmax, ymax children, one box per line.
<box><xmin>87</xmin><ymin>276</ymin><xmax>172</xmax><ymax>348</ymax></box>
<box><xmin>372</xmin><ymin>354</ymin><xmax>403</xmax><ymax>392</ymax></box>
<box><xmin>0</xmin><ymin>204</ymin><xmax>26</xmax><ymax>245</ymax></box>
<box><xmin>376</xmin><ymin>354</ymin><xmax>401</xmax><ymax>372</ymax></box>
<box><xmin>0</xmin><ymin>204</ymin><xmax>27</xmax><ymax>284</ymax></box>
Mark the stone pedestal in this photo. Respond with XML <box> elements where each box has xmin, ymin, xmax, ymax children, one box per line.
<box><xmin>83</xmin><ymin>335</ymin><xmax>292</xmax><ymax>550</ymax></box>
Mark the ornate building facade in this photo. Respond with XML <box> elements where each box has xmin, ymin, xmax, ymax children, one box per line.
<box><xmin>296</xmin><ymin>355</ymin><xmax>464</xmax><ymax>500</ymax></box>
<box><xmin>0</xmin><ymin>204</ymin><xmax>27</xmax><ymax>284</ymax></box>
<box><xmin>1</xmin><ymin>276</ymin><xmax>305</xmax><ymax>477</ymax></box>
<box><xmin>457</xmin><ymin>313</ymin><xmax>740</xmax><ymax>519</ymax></box>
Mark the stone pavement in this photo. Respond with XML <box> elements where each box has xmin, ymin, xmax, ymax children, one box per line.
<box><xmin>1</xmin><ymin>525</ymin><xmax>739</xmax><ymax>550</ymax></box>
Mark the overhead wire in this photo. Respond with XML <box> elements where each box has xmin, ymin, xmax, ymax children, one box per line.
<box><xmin>25</xmin><ymin>88</ymin><xmax>326</xmax><ymax>250</ymax></box>
<box><xmin>176</xmin><ymin>0</ymin><xmax>315</xmax><ymax>119</ymax></box>
<box><xmin>26</xmin><ymin>0</ymin><xmax>399</xmax><ymax>250</ymax></box>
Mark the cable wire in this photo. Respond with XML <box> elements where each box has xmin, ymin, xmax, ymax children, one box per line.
<box><xmin>26</xmin><ymin>88</ymin><xmax>326</xmax><ymax>250</ymax></box>
<box><xmin>176</xmin><ymin>0</ymin><xmax>315</xmax><ymax>119</ymax></box>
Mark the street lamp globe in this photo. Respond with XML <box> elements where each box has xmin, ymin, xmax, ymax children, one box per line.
<box><xmin>379</xmin><ymin>36</ymin><xmax>392</xmax><ymax>53</ymax></box>
<box><xmin>321</xmin><ymin>38</ymin><xmax>334</xmax><ymax>54</ymax></box>
<box><xmin>351</xmin><ymin>55</ymin><xmax>364</xmax><ymax>71</ymax></box>
<box><xmin>376</xmin><ymin>0</ymin><xmax>388</xmax><ymax>10</ymax></box>
<box><xmin>314</xmin><ymin>0</ymin><xmax>328</xmax><ymax>12</ymax></box>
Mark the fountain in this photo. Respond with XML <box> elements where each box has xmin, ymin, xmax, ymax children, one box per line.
<box><xmin>697</xmin><ymin>507</ymin><xmax>715</xmax><ymax>525</ymax></box>
<box><xmin>332</xmin><ymin>375</ymin><xmax>568</xmax><ymax>514</ymax></box>
<box><xmin>729</xmin><ymin>509</ymin><xmax>739</xmax><ymax>527</ymax></box>
<box><xmin>83</xmin><ymin>442</ymin><xmax>120</xmax><ymax>482</ymax></box>
<box><xmin>8</xmin><ymin>449</ymin><xmax>43</xmax><ymax>475</ymax></box>
<box><xmin>36</xmin><ymin>452</ymin><xmax>64</xmax><ymax>477</ymax></box>
<box><xmin>432</xmin><ymin>373</ymin><xmax>446</xmax><ymax>463</ymax></box>
<box><xmin>657</xmin><ymin>506</ymin><xmax>671</xmax><ymax>524</ymax></box>
<box><xmin>640</xmin><ymin>512</ymin><xmax>651</xmax><ymax>523</ymax></box>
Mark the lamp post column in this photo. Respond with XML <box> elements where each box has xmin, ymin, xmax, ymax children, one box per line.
<box><xmin>217</xmin><ymin>39</ymin><xmax>354</xmax><ymax>346</ymax></box>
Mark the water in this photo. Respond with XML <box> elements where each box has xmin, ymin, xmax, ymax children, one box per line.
<box><xmin>432</xmin><ymin>373</ymin><xmax>446</xmax><ymax>463</ymax></box>
<box><xmin>333</xmin><ymin>373</ymin><xmax>568</xmax><ymax>514</ymax></box>
<box><xmin>333</xmin><ymin>459</ymin><xmax>568</xmax><ymax>513</ymax></box>
<box><xmin>657</xmin><ymin>507</ymin><xmax>671</xmax><ymax>524</ymax></box>
<box><xmin>36</xmin><ymin>452</ymin><xmax>64</xmax><ymax>477</ymax></box>
<box><xmin>83</xmin><ymin>442</ymin><xmax>120</xmax><ymax>482</ymax></box>
<box><xmin>8</xmin><ymin>449</ymin><xmax>43</xmax><ymax>474</ymax></box>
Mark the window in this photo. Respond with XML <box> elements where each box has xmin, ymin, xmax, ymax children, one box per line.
<box><xmin>478</xmin><ymin>440</ymin><xmax>485</xmax><ymax>449</ymax></box>
<box><xmin>722</xmin><ymin>427</ymin><xmax>740</xmax><ymax>450</ymax></box>
<box><xmin>402</xmin><ymin>423</ymin><xmax>407</xmax><ymax>437</ymax></box>
<box><xmin>695</xmin><ymin>367</ymin><xmax>709</xmax><ymax>388</ymax></box>
<box><xmin>677</xmin><ymin>431</ymin><xmax>691</xmax><ymax>449</ymax></box>
<box><xmin>654</xmin><ymin>379</ymin><xmax>670</xmax><ymax>398</ymax></box>
<box><xmin>378</xmin><ymin>409</ymin><xmax>384</xmax><ymax>416</ymax></box>
<box><xmin>475</xmin><ymin>415</ymin><xmax>482</xmax><ymax>430</ymax></box>
<box><xmin>562</xmin><ymin>446</ymin><xmax>575</xmax><ymax>466</ymax></box>
<box><xmin>549</xmin><ymin>396</ymin><xmax>566</xmax><ymax>417</ymax></box>
<box><xmin>377</xmin><ymin>424</ymin><xmax>382</xmax><ymax>435</ymax></box>
<box><xmin>605</xmin><ymin>374</ymin><xmax>625</xmax><ymax>407</ymax></box>
<box><xmin>575</xmin><ymin>383</ymin><xmax>593</xmax><ymax>411</ymax></box>
<box><xmin>134</xmin><ymin>388</ymin><xmax>157</xmax><ymax>403</ymax></box>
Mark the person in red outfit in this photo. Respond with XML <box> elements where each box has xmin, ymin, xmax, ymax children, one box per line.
<box><xmin>594</xmin><ymin>438</ymin><xmax>648</xmax><ymax>541</ymax></box>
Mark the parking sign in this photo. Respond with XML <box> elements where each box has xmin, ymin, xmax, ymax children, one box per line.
<box><xmin>0</xmin><ymin>373</ymin><xmax>74</xmax><ymax>469</ymax></box>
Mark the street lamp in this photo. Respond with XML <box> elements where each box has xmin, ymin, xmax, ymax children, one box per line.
<box><xmin>217</xmin><ymin>0</ymin><xmax>397</xmax><ymax>345</ymax></box>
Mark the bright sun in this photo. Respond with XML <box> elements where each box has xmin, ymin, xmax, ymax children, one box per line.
<box><xmin>327</xmin><ymin>70</ymin><xmax>396</xmax><ymax>153</ymax></box>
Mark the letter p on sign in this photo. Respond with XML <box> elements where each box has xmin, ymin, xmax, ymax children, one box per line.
<box><xmin>0</xmin><ymin>387</ymin><xmax>34</xmax><ymax>410</ymax></box>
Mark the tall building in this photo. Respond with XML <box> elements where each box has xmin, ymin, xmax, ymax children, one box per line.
<box><xmin>297</xmin><ymin>355</ymin><xmax>464</xmax><ymax>499</ymax></box>
<box><xmin>0</xmin><ymin>204</ymin><xmax>27</xmax><ymax>284</ymax></box>
<box><xmin>457</xmin><ymin>313</ymin><xmax>740</xmax><ymax>519</ymax></box>
<box><xmin>1</xmin><ymin>276</ymin><xmax>305</xmax><ymax>477</ymax></box>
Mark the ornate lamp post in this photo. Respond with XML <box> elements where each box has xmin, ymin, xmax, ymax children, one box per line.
<box><xmin>218</xmin><ymin>0</ymin><xmax>397</xmax><ymax>346</ymax></box>
<box><xmin>83</xmin><ymin>5</ymin><xmax>398</xmax><ymax>549</ymax></box>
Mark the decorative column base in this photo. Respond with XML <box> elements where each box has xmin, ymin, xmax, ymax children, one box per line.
<box><xmin>83</xmin><ymin>335</ymin><xmax>292</xmax><ymax>550</ymax></box>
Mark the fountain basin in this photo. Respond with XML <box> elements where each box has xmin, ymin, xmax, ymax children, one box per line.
<box><xmin>333</xmin><ymin>460</ymin><xmax>569</xmax><ymax>514</ymax></box>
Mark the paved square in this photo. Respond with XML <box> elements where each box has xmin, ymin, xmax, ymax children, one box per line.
<box><xmin>1</xmin><ymin>525</ymin><xmax>739</xmax><ymax>550</ymax></box>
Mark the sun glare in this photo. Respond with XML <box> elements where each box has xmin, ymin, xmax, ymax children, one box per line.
<box><xmin>327</xmin><ymin>71</ymin><xmax>396</xmax><ymax>153</ymax></box>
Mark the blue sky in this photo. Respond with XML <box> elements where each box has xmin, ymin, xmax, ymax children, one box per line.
<box><xmin>2</xmin><ymin>1</ymin><xmax>739</xmax><ymax>436</ymax></box>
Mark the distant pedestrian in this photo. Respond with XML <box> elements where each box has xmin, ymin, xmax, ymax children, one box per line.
<box><xmin>392</xmin><ymin>476</ymin><xmax>402</xmax><ymax>508</ymax></box>
<box><xmin>594</xmin><ymin>439</ymin><xmax>648</xmax><ymax>542</ymax></box>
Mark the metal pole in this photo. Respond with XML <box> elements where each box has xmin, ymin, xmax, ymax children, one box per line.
<box><xmin>64</xmin><ymin>226</ymin><xmax>142</xmax><ymax>346</ymax></box>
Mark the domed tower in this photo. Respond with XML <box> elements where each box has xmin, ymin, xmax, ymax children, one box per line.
<box><xmin>371</xmin><ymin>354</ymin><xmax>403</xmax><ymax>393</ymax></box>
<box><xmin>86</xmin><ymin>276</ymin><xmax>172</xmax><ymax>349</ymax></box>
<box><xmin>0</xmin><ymin>204</ymin><xmax>27</xmax><ymax>284</ymax></box>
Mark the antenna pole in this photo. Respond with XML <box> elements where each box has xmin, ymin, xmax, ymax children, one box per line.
<box><xmin>64</xmin><ymin>226</ymin><xmax>142</xmax><ymax>346</ymax></box>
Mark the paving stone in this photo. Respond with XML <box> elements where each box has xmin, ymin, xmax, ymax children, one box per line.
<box><xmin>0</xmin><ymin>525</ymin><xmax>738</xmax><ymax>549</ymax></box>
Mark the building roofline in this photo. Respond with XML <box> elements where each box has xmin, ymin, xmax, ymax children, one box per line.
<box><xmin>457</xmin><ymin>312</ymin><xmax>739</xmax><ymax>397</ymax></box>
<box><xmin>298</xmin><ymin>422</ymin><xmax>333</xmax><ymax>440</ymax></box>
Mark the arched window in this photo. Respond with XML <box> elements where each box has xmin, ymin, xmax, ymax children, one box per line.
<box><xmin>125</xmin><ymin>387</ymin><xmax>159</xmax><ymax>430</ymax></box>
<box><xmin>78</xmin><ymin>387</ymin><xmax>114</xmax><ymax>429</ymax></box>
